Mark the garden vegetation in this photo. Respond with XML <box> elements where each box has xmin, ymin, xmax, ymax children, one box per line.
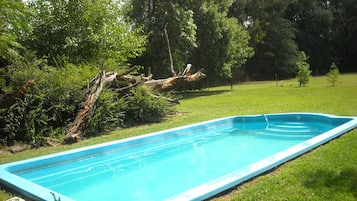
<box><xmin>1</xmin><ymin>0</ymin><xmax>356</xmax><ymax>199</ymax></box>
<box><xmin>1</xmin><ymin>74</ymin><xmax>356</xmax><ymax>200</ymax></box>
<box><xmin>0</xmin><ymin>1</ymin><xmax>356</xmax><ymax>146</ymax></box>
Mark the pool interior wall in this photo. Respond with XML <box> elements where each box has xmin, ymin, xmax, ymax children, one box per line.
<box><xmin>0</xmin><ymin>113</ymin><xmax>356</xmax><ymax>201</ymax></box>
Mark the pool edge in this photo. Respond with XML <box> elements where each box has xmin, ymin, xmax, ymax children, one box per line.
<box><xmin>166</xmin><ymin>114</ymin><xmax>357</xmax><ymax>201</ymax></box>
<box><xmin>1</xmin><ymin>113</ymin><xmax>356</xmax><ymax>201</ymax></box>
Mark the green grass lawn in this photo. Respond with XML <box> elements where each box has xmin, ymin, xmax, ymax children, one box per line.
<box><xmin>1</xmin><ymin>74</ymin><xmax>356</xmax><ymax>200</ymax></box>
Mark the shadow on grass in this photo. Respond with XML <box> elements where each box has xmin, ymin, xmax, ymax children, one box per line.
<box><xmin>301</xmin><ymin>168</ymin><xmax>357</xmax><ymax>198</ymax></box>
<box><xmin>176</xmin><ymin>90</ymin><xmax>231</xmax><ymax>100</ymax></box>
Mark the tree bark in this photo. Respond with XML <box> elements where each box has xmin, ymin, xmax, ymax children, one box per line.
<box><xmin>164</xmin><ymin>28</ymin><xmax>176</xmax><ymax>77</ymax></box>
<box><xmin>64</xmin><ymin>71</ymin><xmax>122</xmax><ymax>143</ymax></box>
<box><xmin>144</xmin><ymin>65</ymin><xmax>205</xmax><ymax>92</ymax></box>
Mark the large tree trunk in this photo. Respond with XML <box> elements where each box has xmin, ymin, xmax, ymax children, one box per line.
<box><xmin>144</xmin><ymin>64</ymin><xmax>206</xmax><ymax>92</ymax></box>
<box><xmin>64</xmin><ymin>71</ymin><xmax>113</xmax><ymax>143</ymax></box>
<box><xmin>64</xmin><ymin>67</ymin><xmax>143</xmax><ymax>143</ymax></box>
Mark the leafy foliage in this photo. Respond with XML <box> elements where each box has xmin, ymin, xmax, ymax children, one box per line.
<box><xmin>1</xmin><ymin>62</ymin><xmax>173</xmax><ymax>145</ymax></box>
<box><xmin>191</xmin><ymin>1</ymin><xmax>254</xmax><ymax>83</ymax></box>
<box><xmin>0</xmin><ymin>0</ymin><xmax>173</xmax><ymax>146</ymax></box>
<box><xmin>86</xmin><ymin>86</ymin><xmax>171</xmax><ymax>136</ymax></box>
<box><xmin>326</xmin><ymin>62</ymin><xmax>341</xmax><ymax>86</ymax></box>
<box><xmin>26</xmin><ymin>0</ymin><xmax>146</xmax><ymax>67</ymax></box>
<box><xmin>122</xmin><ymin>86</ymin><xmax>171</xmax><ymax>126</ymax></box>
<box><xmin>329</xmin><ymin>0</ymin><xmax>357</xmax><ymax>73</ymax></box>
<box><xmin>230</xmin><ymin>0</ymin><xmax>294</xmax><ymax>44</ymax></box>
<box><xmin>296</xmin><ymin>51</ymin><xmax>312</xmax><ymax>87</ymax></box>
<box><xmin>86</xmin><ymin>90</ymin><xmax>126</xmax><ymax>136</ymax></box>
<box><xmin>129</xmin><ymin>0</ymin><xmax>253</xmax><ymax>83</ymax></box>
<box><xmin>129</xmin><ymin>0</ymin><xmax>197</xmax><ymax>77</ymax></box>
<box><xmin>231</xmin><ymin>0</ymin><xmax>357</xmax><ymax>78</ymax></box>
<box><xmin>230</xmin><ymin>0</ymin><xmax>299</xmax><ymax>80</ymax></box>
<box><xmin>0</xmin><ymin>62</ymin><xmax>97</xmax><ymax>145</ymax></box>
<box><xmin>0</xmin><ymin>0</ymin><xmax>31</xmax><ymax>67</ymax></box>
<box><xmin>246</xmin><ymin>16</ymin><xmax>299</xmax><ymax>80</ymax></box>
<box><xmin>286</xmin><ymin>0</ymin><xmax>334</xmax><ymax>75</ymax></box>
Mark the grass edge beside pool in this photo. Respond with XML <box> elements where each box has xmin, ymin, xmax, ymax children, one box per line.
<box><xmin>1</xmin><ymin>74</ymin><xmax>357</xmax><ymax>201</ymax></box>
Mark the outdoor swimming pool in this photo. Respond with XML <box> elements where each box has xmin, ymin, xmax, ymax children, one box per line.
<box><xmin>0</xmin><ymin>113</ymin><xmax>356</xmax><ymax>201</ymax></box>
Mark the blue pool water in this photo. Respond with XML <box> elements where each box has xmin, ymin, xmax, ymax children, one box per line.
<box><xmin>0</xmin><ymin>113</ymin><xmax>356</xmax><ymax>201</ymax></box>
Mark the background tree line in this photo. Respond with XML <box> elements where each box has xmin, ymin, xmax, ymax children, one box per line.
<box><xmin>129</xmin><ymin>0</ymin><xmax>356</xmax><ymax>81</ymax></box>
<box><xmin>0</xmin><ymin>0</ymin><xmax>356</xmax><ymax>146</ymax></box>
<box><xmin>2</xmin><ymin>0</ymin><xmax>356</xmax><ymax>86</ymax></box>
<box><xmin>230</xmin><ymin>0</ymin><xmax>357</xmax><ymax>80</ymax></box>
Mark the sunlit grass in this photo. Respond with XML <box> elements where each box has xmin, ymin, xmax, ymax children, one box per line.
<box><xmin>1</xmin><ymin>74</ymin><xmax>356</xmax><ymax>200</ymax></box>
<box><xmin>177</xmin><ymin>73</ymin><xmax>356</xmax><ymax>119</ymax></box>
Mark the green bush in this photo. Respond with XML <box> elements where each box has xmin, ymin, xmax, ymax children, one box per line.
<box><xmin>1</xmin><ymin>92</ymin><xmax>69</xmax><ymax>146</ymax></box>
<box><xmin>326</xmin><ymin>62</ymin><xmax>341</xmax><ymax>86</ymax></box>
<box><xmin>296</xmin><ymin>51</ymin><xmax>311</xmax><ymax>87</ymax></box>
<box><xmin>86</xmin><ymin>90</ymin><xmax>126</xmax><ymax>136</ymax></box>
<box><xmin>122</xmin><ymin>86</ymin><xmax>171</xmax><ymax>127</ymax></box>
<box><xmin>86</xmin><ymin>86</ymin><xmax>172</xmax><ymax>136</ymax></box>
<box><xmin>0</xmin><ymin>62</ymin><xmax>97</xmax><ymax>146</ymax></box>
<box><xmin>1</xmin><ymin>58</ymin><xmax>173</xmax><ymax>145</ymax></box>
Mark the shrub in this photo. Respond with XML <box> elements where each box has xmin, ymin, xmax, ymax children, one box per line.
<box><xmin>86</xmin><ymin>90</ymin><xmax>126</xmax><ymax>136</ymax></box>
<box><xmin>326</xmin><ymin>62</ymin><xmax>341</xmax><ymax>86</ymax></box>
<box><xmin>0</xmin><ymin>62</ymin><xmax>97</xmax><ymax>146</ymax></box>
<box><xmin>1</xmin><ymin>59</ymin><xmax>173</xmax><ymax>145</ymax></box>
<box><xmin>296</xmin><ymin>51</ymin><xmax>311</xmax><ymax>87</ymax></box>
<box><xmin>86</xmin><ymin>86</ymin><xmax>173</xmax><ymax>136</ymax></box>
<box><xmin>122</xmin><ymin>86</ymin><xmax>171</xmax><ymax>127</ymax></box>
<box><xmin>1</xmin><ymin>91</ymin><xmax>70</xmax><ymax>146</ymax></box>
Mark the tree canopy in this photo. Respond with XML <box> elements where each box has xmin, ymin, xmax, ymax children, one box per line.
<box><xmin>229</xmin><ymin>0</ymin><xmax>356</xmax><ymax>79</ymax></box>
<box><xmin>190</xmin><ymin>0</ymin><xmax>254</xmax><ymax>82</ymax></box>
<box><xmin>0</xmin><ymin>0</ymin><xmax>31</xmax><ymax>66</ymax></box>
<box><xmin>2</xmin><ymin>0</ymin><xmax>356</xmax><ymax>81</ymax></box>
<box><xmin>26</xmin><ymin>0</ymin><xmax>146</xmax><ymax>67</ymax></box>
<box><xmin>129</xmin><ymin>0</ymin><xmax>254</xmax><ymax>82</ymax></box>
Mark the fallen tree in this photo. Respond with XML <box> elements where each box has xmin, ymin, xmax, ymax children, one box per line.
<box><xmin>64</xmin><ymin>71</ymin><xmax>114</xmax><ymax>143</ymax></box>
<box><xmin>64</xmin><ymin>64</ymin><xmax>205</xmax><ymax>143</ymax></box>
<box><xmin>144</xmin><ymin>64</ymin><xmax>205</xmax><ymax>92</ymax></box>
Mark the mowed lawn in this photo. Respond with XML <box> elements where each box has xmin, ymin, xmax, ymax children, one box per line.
<box><xmin>1</xmin><ymin>74</ymin><xmax>356</xmax><ymax>200</ymax></box>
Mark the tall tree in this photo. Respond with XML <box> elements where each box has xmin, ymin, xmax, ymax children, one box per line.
<box><xmin>26</xmin><ymin>0</ymin><xmax>146</xmax><ymax>67</ymax></box>
<box><xmin>129</xmin><ymin>0</ymin><xmax>253</xmax><ymax>83</ymax></box>
<box><xmin>230</xmin><ymin>0</ymin><xmax>294</xmax><ymax>45</ymax></box>
<box><xmin>129</xmin><ymin>0</ymin><xmax>197</xmax><ymax>78</ymax></box>
<box><xmin>286</xmin><ymin>0</ymin><xmax>334</xmax><ymax>75</ymax></box>
<box><xmin>230</xmin><ymin>0</ymin><xmax>299</xmax><ymax>80</ymax></box>
<box><xmin>191</xmin><ymin>0</ymin><xmax>253</xmax><ymax>83</ymax></box>
<box><xmin>246</xmin><ymin>16</ymin><xmax>299</xmax><ymax>79</ymax></box>
<box><xmin>329</xmin><ymin>0</ymin><xmax>357</xmax><ymax>73</ymax></box>
<box><xmin>0</xmin><ymin>0</ymin><xmax>31</xmax><ymax>67</ymax></box>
